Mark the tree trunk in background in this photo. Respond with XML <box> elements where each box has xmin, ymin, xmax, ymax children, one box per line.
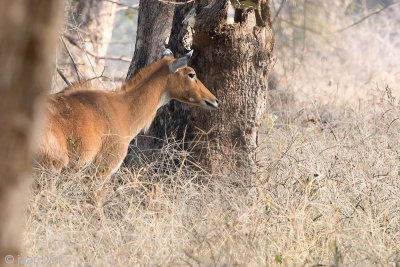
<box><xmin>125</xmin><ymin>0</ymin><xmax>175</xmax><ymax>152</ymax></box>
<box><xmin>0</xmin><ymin>1</ymin><xmax>62</xmax><ymax>265</ymax></box>
<box><xmin>54</xmin><ymin>0</ymin><xmax>119</xmax><ymax>91</ymax></box>
<box><xmin>130</xmin><ymin>0</ymin><xmax>274</xmax><ymax>178</ymax></box>
<box><xmin>141</xmin><ymin>1</ymin><xmax>195</xmax><ymax>150</ymax></box>
<box><xmin>126</xmin><ymin>0</ymin><xmax>175</xmax><ymax>78</ymax></box>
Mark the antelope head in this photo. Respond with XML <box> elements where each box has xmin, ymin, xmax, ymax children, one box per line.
<box><xmin>163</xmin><ymin>49</ymin><xmax>219</xmax><ymax>110</ymax></box>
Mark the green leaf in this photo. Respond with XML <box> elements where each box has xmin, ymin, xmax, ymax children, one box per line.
<box><xmin>275</xmin><ymin>255</ymin><xmax>282</xmax><ymax>263</ymax></box>
<box><xmin>230</xmin><ymin>0</ymin><xmax>258</xmax><ymax>9</ymax></box>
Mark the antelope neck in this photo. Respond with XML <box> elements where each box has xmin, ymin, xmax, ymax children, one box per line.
<box><xmin>122</xmin><ymin>74</ymin><xmax>169</xmax><ymax>136</ymax></box>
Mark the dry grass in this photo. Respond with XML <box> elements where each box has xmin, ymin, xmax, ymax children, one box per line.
<box><xmin>24</xmin><ymin>2</ymin><xmax>400</xmax><ymax>266</ymax></box>
<box><xmin>25</xmin><ymin>87</ymin><xmax>400</xmax><ymax>266</ymax></box>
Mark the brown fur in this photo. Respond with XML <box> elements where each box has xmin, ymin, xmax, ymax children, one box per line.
<box><xmin>58</xmin><ymin>79</ymin><xmax>123</xmax><ymax>95</ymax></box>
<box><xmin>37</xmin><ymin>56</ymin><xmax>218</xmax><ymax>181</ymax></box>
<box><xmin>58</xmin><ymin>80</ymin><xmax>94</xmax><ymax>94</ymax></box>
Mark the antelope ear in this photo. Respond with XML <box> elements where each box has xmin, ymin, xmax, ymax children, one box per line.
<box><xmin>162</xmin><ymin>48</ymin><xmax>174</xmax><ymax>58</ymax></box>
<box><xmin>169</xmin><ymin>50</ymin><xmax>193</xmax><ymax>73</ymax></box>
<box><xmin>186</xmin><ymin>50</ymin><xmax>193</xmax><ymax>58</ymax></box>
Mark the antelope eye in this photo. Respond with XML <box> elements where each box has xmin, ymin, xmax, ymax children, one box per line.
<box><xmin>188</xmin><ymin>73</ymin><xmax>195</xmax><ymax>79</ymax></box>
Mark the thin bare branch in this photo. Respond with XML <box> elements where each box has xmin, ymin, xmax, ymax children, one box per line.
<box><xmin>335</xmin><ymin>1</ymin><xmax>400</xmax><ymax>33</ymax></box>
<box><xmin>64</xmin><ymin>35</ymin><xmax>131</xmax><ymax>62</ymax></box>
<box><xmin>79</xmin><ymin>45</ymin><xmax>132</xmax><ymax>62</ymax></box>
<box><xmin>66</xmin><ymin>0</ymin><xmax>99</xmax><ymax>81</ymax></box>
<box><xmin>158</xmin><ymin>0</ymin><xmax>195</xmax><ymax>5</ymax></box>
<box><xmin>272</xmin><ymin>0</ymin><xmax>286</xmax><ymax>24</ymax></box>
<box><xmin>104</xmin><ymin>0</ymin><xmax>139</xmax><ymax>10</ymax></box>
<box><xmin>56</xmin><ymin>67</ymin><xmax>72</xmax><ymax>86</ymax></box>
<box><xmin>65</xmin><ymin>23</ymin><xmax>91</xmax><ymax>36</ymax></box>
<box><xmin>93</xmin><ymin>55</ymin><xmax>132</xmax><ymax>62</ymax></box>
<box><xmin>60</xmin><ymin>35</ymin><xmax>81</xmax><ymax>82</ymax></box>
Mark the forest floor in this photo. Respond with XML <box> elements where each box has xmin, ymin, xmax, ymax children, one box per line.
<box><xmin>25</xmin><ymin>9</ymin><xmax>400</xmax><ymax>266</ymax></box>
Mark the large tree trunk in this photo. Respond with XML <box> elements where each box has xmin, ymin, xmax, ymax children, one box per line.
<box><xmin>0</xmin><ymin>1</ymin><xmax>62</xmax><ymax>265</ymax></box>
<box><xmin>126</xmin><ymin>0</ymin><xmax>175</xmax><ymax>79</ymax></box>
<box><xmin>192</xmin><ymin>0</ymin><xmax>274</xmax><ymax>175</ymax></box>
<box><xmin>54</xmin><ymin>0</ymin><xmax>119</xmax><ymax>91</ymax></box>
<box><xmin>125</xmin><ymin>0</ymin><xmax>175</xmax><ymax>152</ymax></box>
<box><xmin>129</xmin><ymin>0</ymin><xmax>274</xmax><ymax>177</ymax></box>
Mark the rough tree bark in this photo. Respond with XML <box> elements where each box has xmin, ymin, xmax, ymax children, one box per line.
<box><xmin>0</xmin><ymin>1</ymin><xmax>62</xmax><ymax>265</ymax></box>
<box><xmin>191</xmin><ymin>0</ymin><xmax>274</xmax><ymax>175</ymax></box>
<box><xmin>54</xmin><ymin>0</ymin><xmax>119</xmax><ymax>91</ymax></box>
<box><xmin>126</xmin><ymin>0</ymin><xmax>175</xmax><ymax>78</ymax></box>
<box><xmin>125</xmin><ymin>0</ymin><xmax>175</xmax><ymax>151</ymax></box>
<box><xmin>128</xmin><ymin>0</ymin><xmax>274</xmax><ymax>177</ymax></box>
<box><xmin>141</xmin><ymin>1</ymin><xmax>195</xmax><ymax>150</ymax></box>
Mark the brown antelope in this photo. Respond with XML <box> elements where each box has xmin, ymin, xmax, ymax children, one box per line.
<box><xmin>38</xmin><ymin>49</ymin><xmax>218</xmax><ymax>204</ymax></box>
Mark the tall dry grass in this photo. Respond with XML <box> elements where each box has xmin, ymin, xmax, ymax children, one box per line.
<box><xmin>24</xmin><ymin>1</ymin><xmax>400</xmax><ymax>266</ymax></box>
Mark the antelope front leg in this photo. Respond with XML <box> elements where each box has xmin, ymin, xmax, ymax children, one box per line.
<box><xmin>92</xmin><ymin>144</ymin><xmax>127</xmax><ymax>212</ymax></box>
